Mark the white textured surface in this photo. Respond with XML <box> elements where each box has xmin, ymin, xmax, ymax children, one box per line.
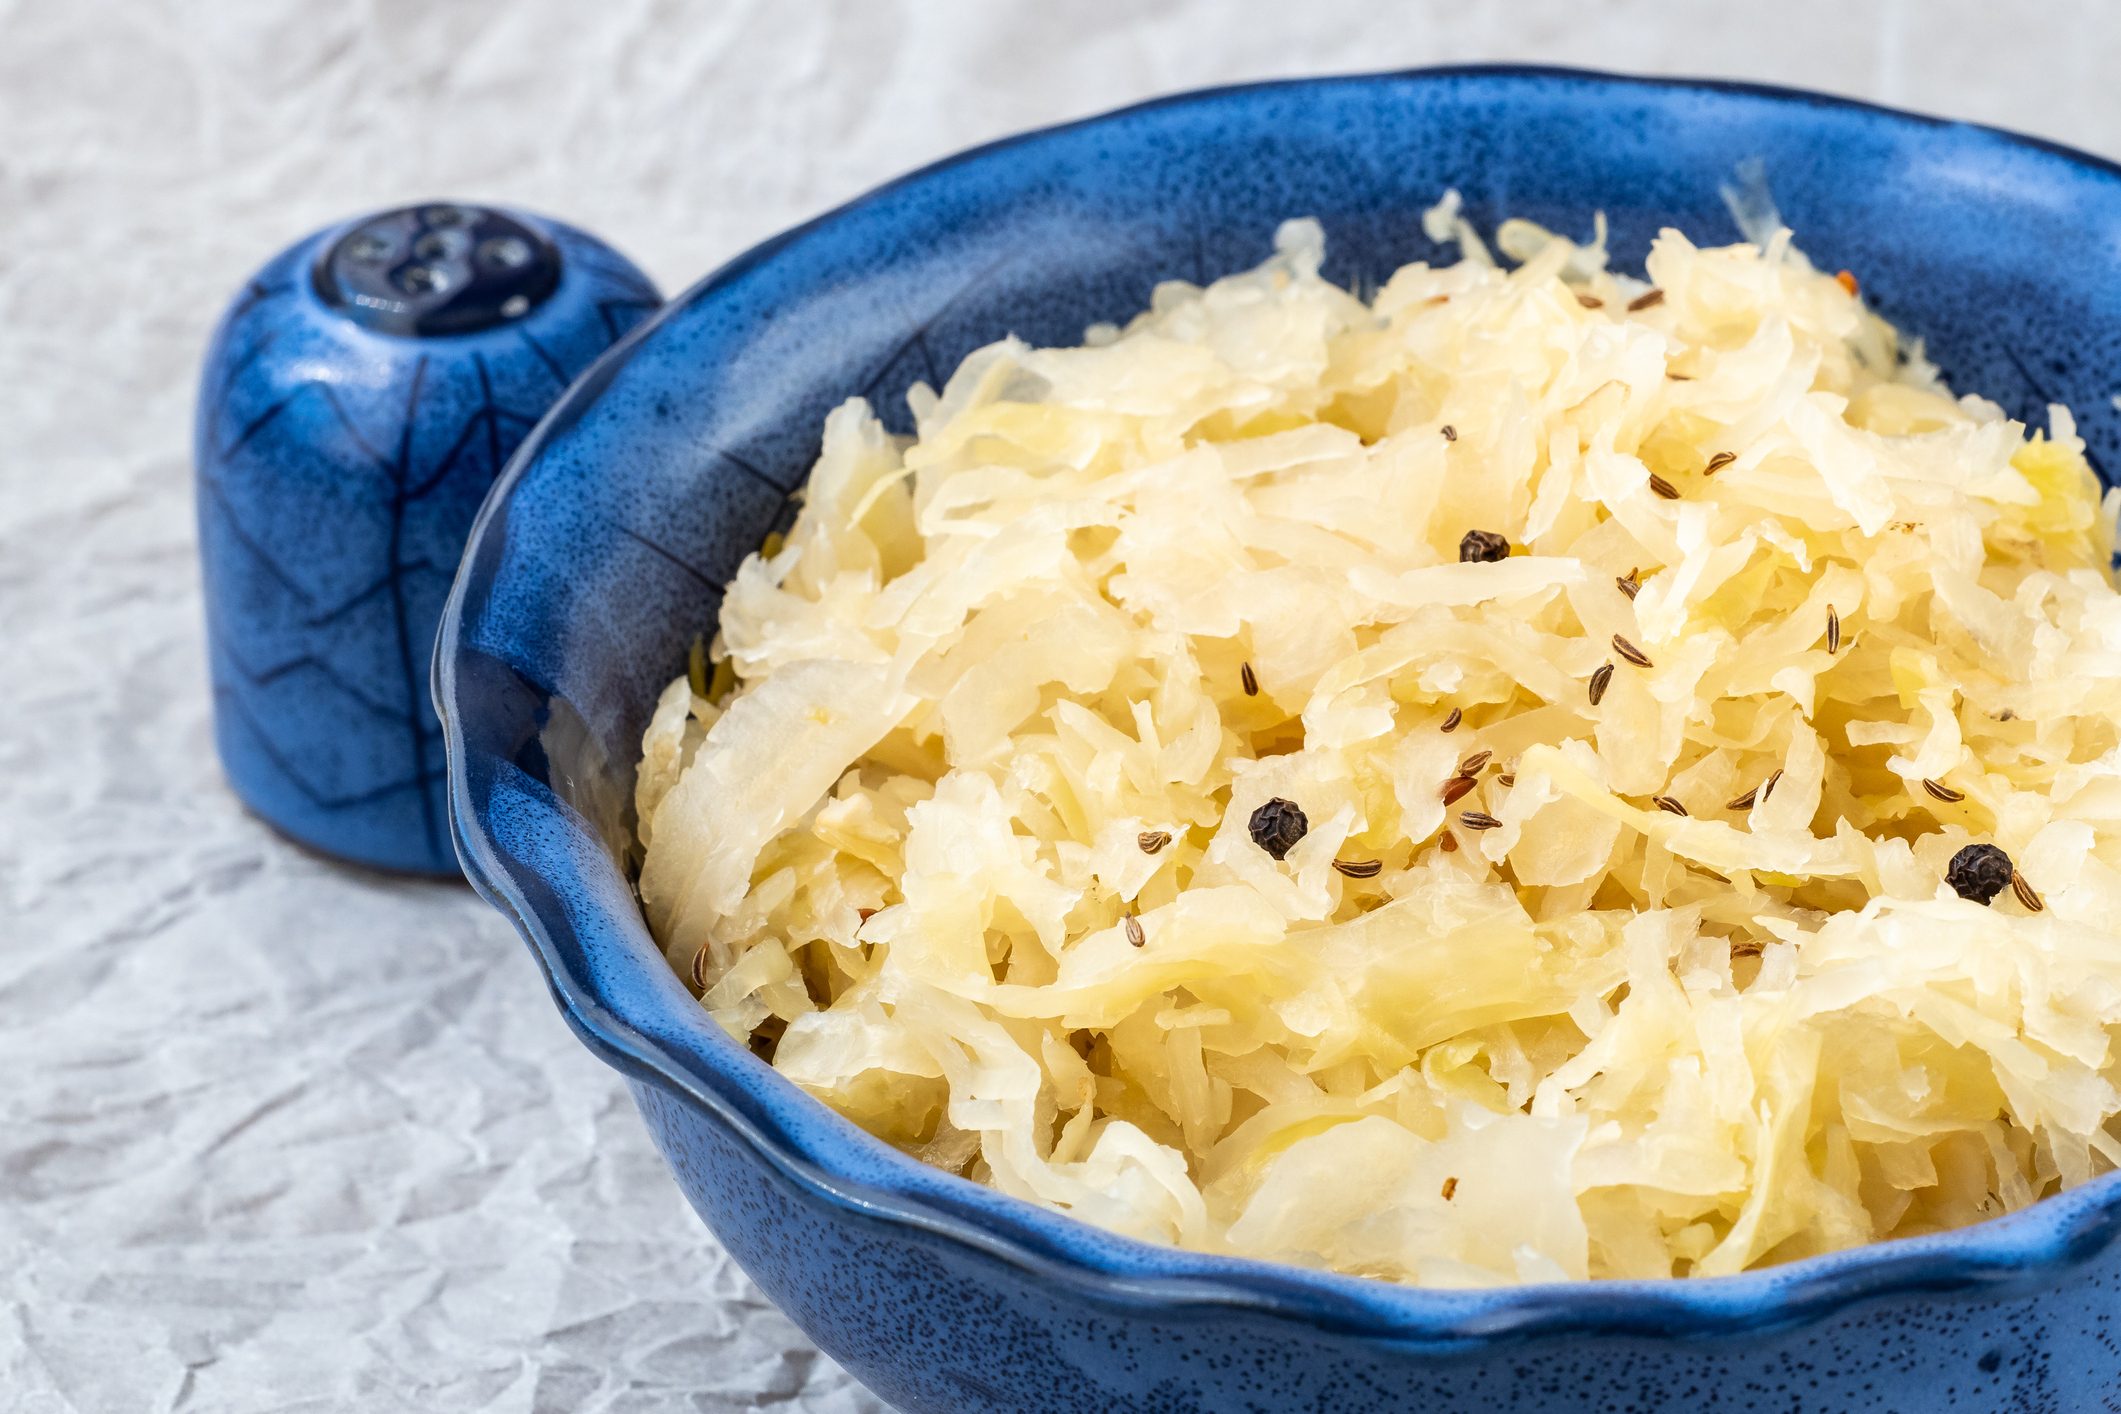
<box><xmin>5</xmin><ymin>3</ymin><xmax>2119</xmax><ymax>1410</ymax></box>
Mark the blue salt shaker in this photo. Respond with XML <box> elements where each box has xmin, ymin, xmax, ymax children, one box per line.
<box><xmin>195</xmin><ymin>203</ymin><xmax>660</xmax><ymax>875</ymax></box>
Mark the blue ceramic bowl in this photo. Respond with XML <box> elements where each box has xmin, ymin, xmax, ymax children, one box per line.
<box><xmin>436</xmin><ymin>69</ymin><xmax>2121</xmax><ymax>1412</ymax></box>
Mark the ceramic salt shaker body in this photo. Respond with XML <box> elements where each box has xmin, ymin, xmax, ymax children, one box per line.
<box><xmin>196</xmin><ymin>204</ymin><xmax>660</xmax><ymax>874</ymax></box>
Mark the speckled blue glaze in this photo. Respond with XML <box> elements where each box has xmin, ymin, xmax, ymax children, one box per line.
<box><xmin>436</xmin><ymin>70</ymin><xmax>2121</xmax><ymax>1411</ymax></box>
<box><xmin>197</xmin><ymin>206</ymin><xmax>658</xmax><ymax>874</ymax></box>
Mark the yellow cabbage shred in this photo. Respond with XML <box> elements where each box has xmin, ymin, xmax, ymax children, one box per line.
<box><xmin>635</xmin><ymin>209</ymin><xmax>2121</xmax><ymax>1286</ymax></box>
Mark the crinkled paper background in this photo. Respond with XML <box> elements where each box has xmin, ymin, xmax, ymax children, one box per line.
<box><xmin>4</xmin><ymin>2</ymin><xmax>2117</xmax><ymax>1409</ymax></box>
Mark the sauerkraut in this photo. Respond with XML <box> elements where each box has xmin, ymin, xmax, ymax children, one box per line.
<box><xmin>635</xmin><ymin>206</ymin><xmax>2121</xmax><ymax>1286</ymax></box>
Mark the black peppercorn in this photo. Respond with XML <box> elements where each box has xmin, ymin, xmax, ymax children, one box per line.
<box><xmin>1247</xmin><ymin>797</ymin><xmax>1310</xmax><ymax>860</ymax></box>
<box><xmin>1946</xmin><ymin>843</ymin><xmax>2014</xmax><ymax>904</ymax></box>
<box><xmin>1459</xmin><ymin>529</ymin><xmax>1510</xmax><ymax>563</ymax></box>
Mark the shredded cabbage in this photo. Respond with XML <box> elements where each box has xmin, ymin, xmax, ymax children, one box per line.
<box><xmin>636</xmin><ymin>207</ymin><xmax>2121</xmax><ymax>1285</ymax></box>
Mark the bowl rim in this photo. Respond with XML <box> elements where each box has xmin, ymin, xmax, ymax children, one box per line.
<box><xmin>436</xmin><ymin>63</ymin><xmax>2121</xmax><ymax>1346</ymax></box>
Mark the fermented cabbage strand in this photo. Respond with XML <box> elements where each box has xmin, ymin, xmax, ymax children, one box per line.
<box><xmin>636</xmin><ymin>212</ymin><xmax>2121</xmax><ymax>1286</ymax></box>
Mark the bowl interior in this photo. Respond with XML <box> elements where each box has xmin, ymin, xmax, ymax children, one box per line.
<box><xmin>441</xmin><ymin>67</ymin><xmax>2121</xmax><ymax>1334</ymax></box>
